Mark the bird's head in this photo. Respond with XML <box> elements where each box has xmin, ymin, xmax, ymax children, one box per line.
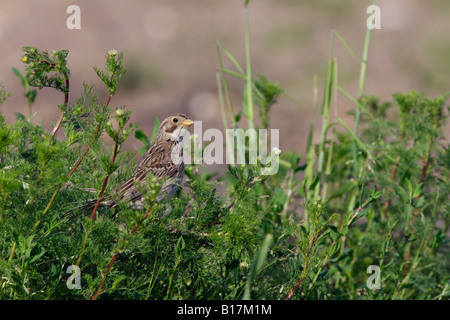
<box><xmin>158</xmin><ymin>113</ymin><xmax>194</xmax><ymax>142</ymax></box>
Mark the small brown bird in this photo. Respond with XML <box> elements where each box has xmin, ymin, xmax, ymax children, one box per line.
<box><xmin>82</xmin><ymin>113</ymin><xmax>194</xmax><ymax>212</ymax></box>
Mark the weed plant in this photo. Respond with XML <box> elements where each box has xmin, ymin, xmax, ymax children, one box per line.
<box><xmin>0</xmin><ymin>3</ymin><xmax>448</xmax><ymax>300</ymax></box>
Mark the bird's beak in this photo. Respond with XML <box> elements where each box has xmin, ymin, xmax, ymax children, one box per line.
<box><xmin>182</xmin><ymin>119</ymin><xmax>194</xmax><ymax>126</ymax></box>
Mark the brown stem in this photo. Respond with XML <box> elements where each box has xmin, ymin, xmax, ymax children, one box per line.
<box><xmin>403</xmin><ymin>152</ymin><xmax>430</xmax><ymax>275</ymax></box>
<box><xmin>418</xmin><ymin>156</ymin><xmax>429</xmax><ymax>186</ymax></box>
<box><xmin>67</xmin><ymin>93</ymin><xmax>112</xmax><ymax>177</ymax></box>
<box><xmin>246</xmin><ymin>177</ymin><xmax>260</xmax><ymax>189</ymax></box>
<box><xmin>69</xmin><ymin>69</ymin><xmax>115</xmax><ymax>175</ymax></box>
<box><xmin>89</xmin><ymin>252</ymin><xmax>119</xmax><ymax>300</ymax></box>
<box><xmin>51</xmin><ymin>76</ymin><xmax>69</xmax><ymax>137</ymax></box>
<box><xmin>32</xmin><ymin>95</ymin><xmax>111</xmax><ymax>237</ymax></box>
<box><xmin>90</xmin><ymin>142</ymin><xmax>119</xmax><ymax>221</ymax></box>
<box><xmin>90</xmin><ymin>201</ymin><xmax>154</xmax><ymax>300</ymax></box>
<box><xmin>67</xmin><ymin>114</ymin><xmax>104</xmax><ymax>177</ymax></box>
<box><xmin>39</xmin><ymin>60</ymin><xmax>56</xmax><ymax>68</ymax></box>
<box><xmin>67</xmin><ymin>145</ymin><xmax>91</xmax><ymax>177</ymax></box>
<box><xmin>383</xmin><ymin>156</ymin><xmax>400</xmax><ymax>213</ymax></box>
<box><xmin>285</xmin><ymin>262</ymin><xmax>308</xmax><ymax>300</ymax></box>
<box><xmin>131</xmin><ymin>207</ymin><xmax>152</xmax><ymax>235</ymax></box>
<box><xmin>285</xmin><ymin>233</ymin><xmax>316</xmax><ymax>300</ymax></box>
<box><xmin>90</xmin><ymin>176</ymin><xmax>110</xmax><ymax>221</ymax></box>
<box><xmin>227</xmin><ymin>200</ymin><xmax>235</xmax><ymax>210</ymax></box>
<box><xmin>226</xmin><ymin>176</ymin><xmax>260</xmax><ymax>211</ymax></box>
<box><xmin>183</xmin><ymin>197</ymin><xmax>195</xmax><ymax>217</ymax></box>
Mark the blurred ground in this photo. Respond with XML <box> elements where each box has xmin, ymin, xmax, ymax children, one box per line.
<box><xmin>0</xmin><ymin>0</ymin><xmax>449</xmax><ymax>164</ymax></box>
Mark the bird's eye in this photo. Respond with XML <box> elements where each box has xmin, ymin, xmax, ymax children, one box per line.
<box><xmin>172</xmin><ymin>118</ymin><xmax>178</xmax><ymax>123</ymax></box>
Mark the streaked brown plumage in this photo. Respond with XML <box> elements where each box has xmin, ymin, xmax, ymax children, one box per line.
<box><xmin>83</xmin><ymin>113</ymin><xmax>193</xmax><ymax>212</ymax></box>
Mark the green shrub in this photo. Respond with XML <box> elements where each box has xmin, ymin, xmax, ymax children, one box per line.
<box><xmin>0</xmin><ymin>5</ymin><xmax>448</xmax><ymax>300</ymax></box>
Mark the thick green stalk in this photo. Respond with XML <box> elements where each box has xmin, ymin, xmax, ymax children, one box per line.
<box><xmin>215</xmin><ymin>42</ymin><xmax>237</xmax><ymax>128</ymax></box>
<box><xmin>216</xmin><ymin>71</ymin><xmax>228</xmax><ymax>132</ymax></box>
<box><xmin>304</xmin><ymin>75</ymin><xmax>318</xmax><ymax>190</ymax></box>
<box><xmin>244</xmin><ymin>8</ymin><xmax>254</xmax><ymax>129</ymax></box>
<box><xmin>322</xmin><ymin>60</ymin><xmax>338</xmax><ymax>199</ymax></box>
<box><xmin>314</xmin><ymin>39</ymin><xmax>335</xmax><ymax>197</ymax></box>
<box><xmin>354</xmin><ymin>21</ymin><xmax>372</xmax><ymax>135</ymax></box>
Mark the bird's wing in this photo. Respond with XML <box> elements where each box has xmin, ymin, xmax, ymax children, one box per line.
<box><xmin>118</xmin><ymin>140</ymin><xmax>181</xmax><ymax>197</ymax></box>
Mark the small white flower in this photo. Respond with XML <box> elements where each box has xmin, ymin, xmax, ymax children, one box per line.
<box><xmin>272</xmin><ymin>147</ymin><xmax>282</xmax><ymax>156</ymax></box>
<box><xmin>115</xmin><ymin>108</ymin><xmax>124</xmax><ymax>116</ymax></box>
<box><xmin>108</xmin><ymin>49</ymin><xmax>118</xmax><ymax>57</ymax></box>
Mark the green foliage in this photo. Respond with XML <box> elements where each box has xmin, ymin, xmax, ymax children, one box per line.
<box><xmin>0</xmin><ymin>12</ymin><xmax>449</xmax><ymax>301</ymax></box>
<box><xmin>94</xmin><ymin>50</ymin><xmax>126</xmax><ymax>97</ymax></box>
<box><xmin>254</xmin><ymin>74</ymin><xmax>284</xmax><ymax>128</ymax></box>
<box><xmin>135</xmin><ymin>116</ymin><xmax>159</xmax><ymax>156</ymax></box>
<box><xmin>20</xmin><ymin>47</ymin><xmax>70</xmax><ymax>93</ymax></box>
<box><xmin>0</xmin><ymin>83</ymin><xmax>12</xmax><ymax>106</ymax></box>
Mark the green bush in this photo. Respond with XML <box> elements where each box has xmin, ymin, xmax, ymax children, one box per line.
<box><xmin>0</xmin><ymin>7</ymin><xmax>448</xmax><ymax>300</ymax></box>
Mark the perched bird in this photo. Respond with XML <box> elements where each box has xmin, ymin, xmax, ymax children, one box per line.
<box><xmin>81</xmin><ymin>113</ymin><xmax>194</xmax><ymax>212</ymax></box>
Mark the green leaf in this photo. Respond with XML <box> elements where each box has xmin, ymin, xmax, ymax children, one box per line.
<box><xmin>309</xmin><ymin>175</ymin><xmax>320</xmax><ymax>192</ymax></box>
<box><xmin>394</xmin><ymin>184</ymin><xmax>408</xmax><ymax>201</ymax></box>
<box><xmin>243</xmin><ymin>234</ymin><xmax>273</xmax><ymax>300</ymax></box>
<box><xmin>329</xmin><ymin>180</ymin><xmax>355</xmax><ymax>200</ymax></box>
<box><xmin>150</xmin><ymin>117</ymin><xmax>160</xmax><ymax>144</ymax></box>
<box><xmin>14</xmin><ymin>112</ymin><xmax>27</xmax><ymax>121</ymax></box>
<box><xmin>300</xmin><ymin>174</ymin><xmax>320</xmax><ymax>197</ymax></box>
<box><xmin>414</xmin><ymin>196</ymin><xmax>424</xmax><ymax>208</ymax></box>
<box><xmin>175</xmin><ymin>236</ymin><xmax>186</xmax><ymax>258</ymax></box>
<box><xmin>25</xmin><ymin>89</ymin><xmax>37</xmax><ymax>106</ymax></box>
<box><xmin>235</xmin><ymin>110</ymin><xmax>242</xmax><ymax>123</ymax></box>
<box><xmin>12</xmin><ymin>67</ymin><xmax>29</xmax><ymax>91</ymax></box>
<box><xmin>135</xmin><ymin>130</ymin><xmax>150</xmax><ymax>148</ymax></box>
<box><xmin>337</xmin><ymin>118</ymin><xmax>369</xmax><ymax>152</ymax></box>
<box><xmin>29</xmin><ymin>247</ymin><xmax>46</xmax><ymax>264</ymax></box>
<box><xmin>413</xmin><ymin>183</ymin><xmax>424</xmax><ymax>198</ymax></box>
<box><xmin>331</xmin><ymin>29</ymin><xmax>359</xmax><ymax>62</ymax></box>
<box><xmin>327</xmin><ymin>225</ymin><xmax>342</xmax><ymax>242</ymax></box>
<box><xmin>216</xmin><ymin>41</ymin><xmax>245</xmax><ymax>75</ymax></box>
<box><xmin>294</xmin><ymin>163</ymin><xmax>306</xmax><ymax>173</ymax></box>
<box><xmin>137</xmin><ymin>146</ymin><xmax>146</xmax><ymax>156</ymax></box>
<box><xmin>348</xmin><ymin>209</ymin><xmax>369</xmax><ymax>227</ymax></box>
<box><xmin>406</xmin><ymin>179</ymin><xmax>413</xmax><ymax>197</ymax></box>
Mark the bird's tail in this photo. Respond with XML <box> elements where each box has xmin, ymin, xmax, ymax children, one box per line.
<box><xmin>63</xmin><ymin>197</ymin><xmax>116</xmax><ymax>220</ymax></box>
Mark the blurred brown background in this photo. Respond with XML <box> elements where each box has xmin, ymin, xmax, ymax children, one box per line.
<box><xmin>0</xmin><ymin>0</ymin><xmax>449</xmax><ymax>160</ymax></box>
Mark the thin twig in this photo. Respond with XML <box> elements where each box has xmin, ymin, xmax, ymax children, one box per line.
<box><xmin>183</xmin><ymin>197</ymin><xmax>195</xmax><ymax>217</ymax></box>
<box><xmin>383</xmin><ymin>156</ymin><xmax>399</xmax><ymax>214</ymax></box>
<box><xmin>90</xmin><ymin>251</ymin><xmax>120</xmax><ymax>300</ymax></box>
<box><xmin>90</xmin><ymin>142</ymin><xmax>119</xmax><ymax>221</ymax></box>
<box><xmin>67</xmin><ymin>83</ymin><xmax>112</xmax><ymax>177</ymax></box>
<box><xmin>90</xmin><ymin>201</ymin><xmax>155</xmax><ymax>300</ymax></box>
<box><xmin>51</xmin><ymin>76</ymin><xmax>70</xmax><ymax>137</ymax></box>
<box><xmin>226</xmin><ymin>176</ymin><xmax>260</xmax><ymax>211</ymax></box>
<box><xmin>285</xmin><ymin>234</ymin><xmax>316</xmax><ymax>300</ymax></box>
